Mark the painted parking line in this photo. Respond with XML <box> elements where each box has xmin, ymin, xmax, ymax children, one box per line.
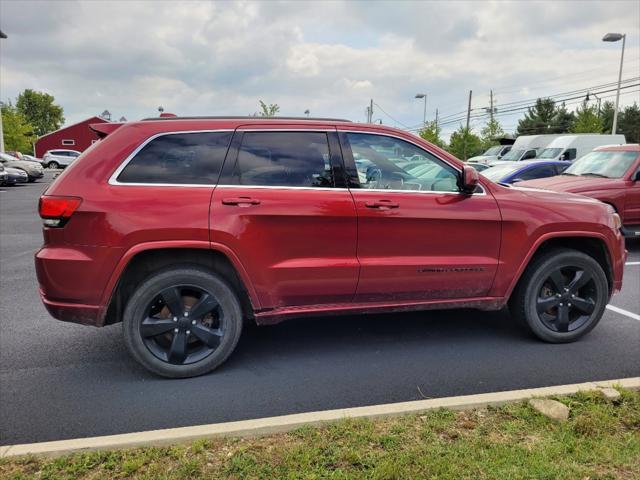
<box><xmin>606</xmin><ymin>304</ymin><xmax>640</xmax><ymax>321</ymax></box>
<box><xmin>625</xmin><ymin>262</ymin><xmax>640</xmax><ymax>266</ymax></box>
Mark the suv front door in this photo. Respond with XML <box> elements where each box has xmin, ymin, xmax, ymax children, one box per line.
<box><xmin>211</xmin><ymin>127</ymin><xmax>358</xmax><ymax>309</ymax></box>
<box><xmin>339</xmin><ymin>130</ymin><xmax>501</xmax><ymax>302</ymax></box>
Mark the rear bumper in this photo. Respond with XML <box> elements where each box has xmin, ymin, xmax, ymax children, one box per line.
<box><xmin>40</xmin><ymin>292</ymin><xmax>101</xmax><ymax>326</ymax></box>
<box><xmin>35</xmin><ymin>244</ymin><xmax>123</xmax><ymax>327</ymax></box>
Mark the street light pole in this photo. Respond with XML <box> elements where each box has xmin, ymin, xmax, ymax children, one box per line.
<box><xmin>602</xmin><ymin>32</ymin><xmax>626</xmax><ymax>134</ymax></box>
<box><xmin>0</xmin><ymin>30</ymin><xmax>7</xmax><ymax>153</ymax></box>
<box><xmin>415</xmin><ymin>93</ymin><xmax>427</xmax><ymax>125</ymax></box>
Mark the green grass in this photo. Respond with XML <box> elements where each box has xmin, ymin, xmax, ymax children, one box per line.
<box><xmin>2</xmin><ymin>389</ymin><xmax>639</xmax><ymax>479</ymax></box>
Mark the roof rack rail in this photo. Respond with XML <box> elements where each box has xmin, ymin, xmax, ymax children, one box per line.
<box><xmin>140</xmin><ymin>116</ymin><xmax>352</xmax><ymax>122</ymax></box>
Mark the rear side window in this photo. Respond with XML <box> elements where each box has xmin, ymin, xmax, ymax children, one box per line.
<box><xmin>117</xmin><ymin>132</ymin><xmax>232</xmax><ymax>184</ymax></box>
<box><xmin>232</xmin><ymin>132</ymin><xmax>333</xmax><ymax>187</ymax></box>
<box><xmin>519</xmin><ymin>164</ymin><xmax>555</xmax><ymax>180</ymax></box>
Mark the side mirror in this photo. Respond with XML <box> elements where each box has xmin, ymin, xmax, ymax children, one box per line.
<box><xmin>460</xmin><ymin>165</ymin><xmax>479</xmax><ymax>194</ymax></box>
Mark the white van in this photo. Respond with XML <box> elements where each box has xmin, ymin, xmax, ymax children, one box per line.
<box><xmin>468</xmin><ymin>144</ymin><xmax>512</xmax><ymax>163</ymax></box>
<box><xmin>490</xmin><ymin>135</ymin><xmax>562</xmax><ymax>164</ymax></box>
<box><xmin>535</xmin><ymin>134</ymin><xmax>626</xmax><ymax>162</ymax></box>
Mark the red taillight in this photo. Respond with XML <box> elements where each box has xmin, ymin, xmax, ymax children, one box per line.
<box><xmin>39</xmin><ymin>196</ymin><xmax>82</xmax><ymax>227</ymax></box>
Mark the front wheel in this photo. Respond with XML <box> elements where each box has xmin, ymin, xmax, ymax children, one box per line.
<box><xmin>510</xmin><ymin>248</ymin><xmax>609</xmax><ymax>343</ymax></box>
<box><xmin>123</xmin><ymin>266</ymin><xmax>243</xmax><ymax>378</ymax></box>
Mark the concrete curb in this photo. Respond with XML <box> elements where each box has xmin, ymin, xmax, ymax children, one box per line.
<box><xmin>2</xmin><ymin>377</ymin><xmax>638</xmax><ymax>458</ymax></box>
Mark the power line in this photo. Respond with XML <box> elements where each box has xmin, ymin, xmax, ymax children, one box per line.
<box><xmin>372</xmin><ymin>101</ymin><xmax>412</xmax><ymax>129</ymax></box>
<box><xmin>430</xmin><ymin>76</ymin><xmax>639</xmax><ymax>128</ymax></box>
<box><xmin>426</xmin><ymin>82</ymin><xmax>639</xmax><ymax>130</ymax></box>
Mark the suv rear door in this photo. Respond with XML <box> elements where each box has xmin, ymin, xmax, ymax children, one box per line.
<box><xmin>339</xmin><ymin>129</ymin><xmax>501</xmax><ymax>302</ymax></box>
<box><xmin>210</xmin><ymin>126</ymin><xmax>358</xmax><ymax>309</ymax></box>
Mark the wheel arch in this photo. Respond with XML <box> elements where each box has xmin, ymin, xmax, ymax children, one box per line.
<box><xmin>506</xmin><ymin>233</ymin><xmax>613</xmax><ymax>301</ymax></box>
<box><xmin>100</xmin><ymin>242</ymin><xmax>259</xmax><ymax>326</ymax></box>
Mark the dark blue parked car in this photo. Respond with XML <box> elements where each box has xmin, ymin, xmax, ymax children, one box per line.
<box><xmin>481</xmin><ymin>160</ymin><xmax>570</xmax><ymax>184</ymax></box>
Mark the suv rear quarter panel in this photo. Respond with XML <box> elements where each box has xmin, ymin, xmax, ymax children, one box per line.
<box><xmin>37</xmin><ymin>122</ymin><xmax>229</xmax><ymax>320</ymax></box>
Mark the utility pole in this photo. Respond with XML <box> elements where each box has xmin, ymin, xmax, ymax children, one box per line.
<box><xmin>435</xmin><ymin>108</ymin><xmax>439</xmax><ymax>131</ymax></box>
<box><xmin>463</xmin><ymin>90</ymin><xmax>472</xmax><ymax>161</ymax></box>
<box><xmin>368</xmin><ymin>99</ymin><xmax>374</xmax><ymax>123</ymax></box>
<box><xmin>465</xmin><ymin>90</ymin><xmax>472</xmax><ymax>131</ymax></box>
<box><xmin>489</xmin><ymin>89</ymin><xmax>494</xmax><ymax>123</ymax></box>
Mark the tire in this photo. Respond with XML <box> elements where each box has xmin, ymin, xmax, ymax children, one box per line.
<box><xmin>47</xmin><ymin>161</ymin><xmax>59</xmax><ymax>169</ymax></box>
<box><xmin>123</xmin><ymin>266</ymin><xmax>243</xmax><ymax>378</ymax></box>
<box><xmin>509</xmin><ymin>248</ymin><xmax>609</xmax><ymax>343</ymax></box>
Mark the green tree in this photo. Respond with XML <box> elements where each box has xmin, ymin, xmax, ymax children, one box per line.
<box><xmin>480</xmin><ymin>117</ymin><xmax>505</xmax><ymax>150</ymax></box>
<box><xmin>516</xmin><ymin>98</ymin><xmax>574</xmax><ymax>135</ymax></box>
<box><xmin>599</xmin><ymin>101</ymin><xmax>615</xmax><ymax>134</ymax></box>
<box><xmin>257</xmin><ymin>100</ymin><xmax>280</xmax><ymax>117</ymax></box>
<box><xmin>619</xmin><ymin>102</ymin><xmax>640</xmax><ymax>143</ymax></box>
<box><xmin>418</xmin><ymin>120</ymin><xmax>445</xmax><ymax>148</ymax></box>
<box><xmin>1</xmin><ymin>102</ymin><xmax>36</xmax><ymax>153</ymax></box>
<box><xmin>553</xmin><ymin>102</ymin><xmax>575</xmax><ymax>133</ymax></box>
<box><xmin>447</xmin><ymin>126</ymin><xmax>483</xmax><ymax>161</ymax></box>
<box><xmin>570</xmin><ymin>103</ymin><xmax>604</xmax><ymax>133</ymax></box>
<box><xmin>15</xmin><ymin>89</ymin><xmax>64</xmax><ymax>137</ymax></box>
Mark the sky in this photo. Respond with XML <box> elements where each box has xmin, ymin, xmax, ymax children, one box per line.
<box><xmin>1</xmin><ymin>0</ymin><xmax>639</xmax><ymax>141</ymax></box>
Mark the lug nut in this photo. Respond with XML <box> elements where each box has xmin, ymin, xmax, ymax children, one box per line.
<box><xmin>173</xmin><ymin>317</ymin><xmax>178</xmax><ymax>322</ymax></box>
<box><xmin>174</xmin><ymin>328</ymin><xmax>179</xmax><ymax>333</ymax></box>
<box><xmin>184</xmin><ymin>312</ymin><xmax>189</xmax><ymax>317</ymax></box>
<box><xmin>559</xmin><ymin>303</ymin><xmax>563</xmax><ymax>306</ymax></box>
<box><xmin>192</xmin><ymin>320</ymin><xmax>196</xmax><ymax>325</ymax></box>
<box><xmin>186</xmin><ymin>330</ymin><xmax>191</xmax><ymax>335</ymax></box>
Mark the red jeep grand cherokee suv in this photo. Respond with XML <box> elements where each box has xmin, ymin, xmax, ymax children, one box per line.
<box><xmin>36</xmin><ymin>117</ymin><xmax>626</xmax><ymax>377</ymax></box>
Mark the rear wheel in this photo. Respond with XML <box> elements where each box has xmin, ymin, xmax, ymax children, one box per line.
<box><xmin>123</xmin><ymin>266</ymin><xmax>243</xmax><ymax>378</ymax></box>
<box><xmin>47</xmin><ymin>161</ymin><xmax>59</xmax><ymax>169</ymax></box>
<box><xmin>510</xmin><ymin>248</ymin><xmax>609</xmax><ymax>343</ymax></box>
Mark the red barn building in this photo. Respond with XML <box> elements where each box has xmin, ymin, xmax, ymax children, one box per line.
<box><xmin>34</xmin><ymin>116</ymin><xmax>109</xmax><ymax>158</ymax></box>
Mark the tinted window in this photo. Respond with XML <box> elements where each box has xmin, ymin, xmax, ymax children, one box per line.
<box><xmin>518</xmin><ymin>164</ymin><xmax>556</xmax><ymax>180</ymax></box>
<box><xmin>233</xmin><ymin>132</ymin><xmax>332</xmax><ymax>187</ymax></box>
<box><xmin>117</xmin><ymin>132</ymin><xmax>232</xmax><ymax>184</ymax></box>
<box><xmin>346</xmin><ymin>133</ymin><xmax>459</xmax><ymax>192</ymax></box>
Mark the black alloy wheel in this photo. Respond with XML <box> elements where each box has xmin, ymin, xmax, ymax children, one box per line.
<box><xmin>141</xmin><ymin>285</ymin><xmax>224</xmax><ymax>365</ymax></box>
<box><xmin>123</xmin><ymin>266</ymin><xmax>243</xmax><ymax>378</ymax></box>
<box><xmin>510</xmin><ymin>248</ymin><xmax>609</xmax><ymax>343</ymax></box>
<box><xmin>536</xmin><ymin>266</ymin><xmax>597</xmax><ymax>333</ymax></box>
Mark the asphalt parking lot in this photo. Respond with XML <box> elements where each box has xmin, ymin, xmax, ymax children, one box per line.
<box><xmin>1</xmin><ymin>172</ymin><xmax>638</xmax><ymax>446</ymax></box>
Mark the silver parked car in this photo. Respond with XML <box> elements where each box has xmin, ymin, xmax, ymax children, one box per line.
<box><xmin>42</xmin><ymin>149</ymin><xmax>81</xmax><ymax>169</ymax></box>
<box><xmin>22</xmin><ymin>154</ymin><xmax>47</xmax><ymax>167</ymax></box>
<box><xmin>0</xmin><ymin>152</ymin><xmax>44</xmax><ymax>182</ymax></box>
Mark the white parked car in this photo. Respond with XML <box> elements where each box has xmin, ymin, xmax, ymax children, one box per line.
<box><xmin>43</xmin><ymin>149</ymin><xmax>81</xmax><ymax>169</ymax></box>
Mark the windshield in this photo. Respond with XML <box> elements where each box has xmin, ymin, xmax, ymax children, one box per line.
<box><xmin>564</xmin><ymin>150</ymin><xmax>638</xmax><ymax>178</ymax></box>
<box><xmin>481</xmin><ymin>164</ymin><xmax>521</xmax><ymax>182</ymax></box>
<box><xmin>483</xmin><ymin>146</ymin><xmax>501</xmax><ymax>156</ymax></box>
<box><xmin>500</xmin><ymin>149</ymin><xmax>524</xmax><ymax>161</ymax></box>
<box><xmin>537</xmin><ymin>148</ymin><xmax>563</xmax><ymax>159</ymax></box>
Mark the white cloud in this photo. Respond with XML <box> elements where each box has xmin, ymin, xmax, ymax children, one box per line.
<box><xmin>0</xmin><ymin>0</ymin><xmax>638</xmax><ymax>139</ymax></box>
